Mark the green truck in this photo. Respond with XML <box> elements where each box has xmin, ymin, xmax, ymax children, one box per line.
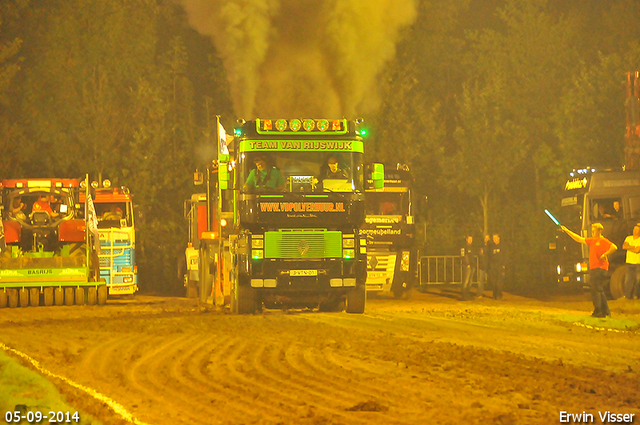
<box><xmin>194</xmin><ymin>118</ymin><xmax>381</xmax><ymax>314</ymax></box>
<box><xmin>0</xmin><ymin>177</ymin><xmax>107</xmax><ymax>307</ymax></box>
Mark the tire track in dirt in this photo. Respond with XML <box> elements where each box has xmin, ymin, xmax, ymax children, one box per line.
<box><xmin>126</xmin><ymin>334</ymin><xmax>209</xmax><ymax>425</ymax></box>
<box><xmin>245</xmin><ymin>341</ymin><xmax>390</xmax><ymax>424</ymax></box>
<box><xmin>128</xmin><ymin>334</ymin><xmax>225</xmax><ymax>424</ymax></box>
<box><xmin>181</xmin><ymin>335</ymin><xmax>298</xmax><ymax>423</ymax></box>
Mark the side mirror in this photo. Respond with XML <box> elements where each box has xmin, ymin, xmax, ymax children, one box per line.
<box><xmin>372</xmin><ymin>163</ymin><xmax>384</xmax><ymax>189</ymax></box>
<box><xmin>219</xmin><ymin>163</ymin><xmax>229</xmax><ymax>190</ymax></box>
<box><xmin>194</xmin><ymin>170</ymin><xmax>203</xmax><ymax>186</ymax></box>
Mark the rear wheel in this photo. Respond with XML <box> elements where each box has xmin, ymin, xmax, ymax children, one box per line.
<box><xmin>0</xmin><ymin>290</ymin><xmax>7</xmax><ymax>308</ymax></box>
<box><xmin>43</xmin><ymin>287</ymin><xmax>54</xmax><ymax>307</ymax></box>
<box><xmin>231</xmin><ymin>271</ymin><xmax>255</xmax><ymax>314</ymax></box>
<box><xmin>64</xmin><ymin>287</ymin><xmax>74</xmax><ymax>306</ymax></box>
<box><xmin>7</xmin><ymin>289</ymin><xmax>18</xmax><ymax>308</ymax></box>
<box><xmin>97</xmin><ymin>284</ymin><xmax>107</xmax><ymax>305</ymax></box>
<box><xmin>29</xmin><ymin>288</ymin><xmax>40</xmax><ymax>307</ymax></box>
<box><xmin>346</xmin><ymin>284</ymin><xmax>366</xmax><ymax>314</ymax></box>
<box><xmin>19</xmin><ymin>288</ymin><xmax>29</xmax><ymax>307</ymax></box>
<box><xmin>87</xmin><ymin>287</ymin><xmax>97</xmax><ymax>305</ymax></box>
<box><xmin>54</xmin><ymin>288</ymin><xmax>64</xmax><ymax>306</ymax></box>
<box><xmin>609</xmin><ymin>266</ymin><xmax>625</xmax><ymax>300</ymax></box>
<box><xmin>75</xmin><ymin>287</ymin><xmax>85</xmax><ymax>306</ymax></box>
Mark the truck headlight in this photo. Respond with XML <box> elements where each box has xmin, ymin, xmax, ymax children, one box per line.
<box><xmin>401</xmin><ymin>251</ymin><xmax>410</xmax><ymax>271</ymax></box>
<box><xmin>252</xmin><ymin>250</ymin><xmax>263</xmax><ymax>259</ymax></box>
<box><xmin>251</xmin><ymin>238</ymin><xmax>263</xmax><ymax>249</ymax></box>
<box><xmin>342</xmin><ymin>237</ymin><xmax>355</xmax><ymax>248</ymax></box>
<box><xmin>556</xmin><ymin>265</ymin><xmax>562</xmax><ymax>275</ymax></box>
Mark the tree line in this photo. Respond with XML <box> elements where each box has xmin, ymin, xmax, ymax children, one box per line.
<box><xmin>1</xmin><ymin>0</ymin><xmax>639</xmax><ymax>294</ymax></box>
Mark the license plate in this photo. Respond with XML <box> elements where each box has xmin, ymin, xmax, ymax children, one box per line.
<box><xmin>290</xmin><ymin>270</ymin><xmax>317</xmax><ymax>276</ymax></box>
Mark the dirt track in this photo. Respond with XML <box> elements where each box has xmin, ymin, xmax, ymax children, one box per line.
<box><xmin>2</xmin><ymin>290</ymin><xmax>640</xmax><ymax>425</ymax></box>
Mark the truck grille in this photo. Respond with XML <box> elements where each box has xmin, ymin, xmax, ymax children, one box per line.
<box><xmin>264</xmin><ymin>230</ymin><xmax>342</xmax><ymax>259</ymax></box>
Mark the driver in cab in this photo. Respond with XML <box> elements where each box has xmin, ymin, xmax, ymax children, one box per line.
<box><xmin>323</xmin><ymin>155</ymin><xmax>349</xmax><ymax>179</ymax></box>
<box><xmin>32</xmin><ymin>194</ymin><xmax>59</xmax><ymax>218</ymax></box>
<box><xmin>243</xmin><ymin>155</ymin><xmax>285</xmax><ymax>192</ymax></box>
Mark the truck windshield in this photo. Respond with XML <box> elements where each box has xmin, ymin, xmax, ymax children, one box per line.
<box><xmin>365</xmin><ymin>192</ymin><xmax>409</xmax><ymax>216</ymax></box>
<box><xmin>239</xmin><ymin>151</ymin><xmax>364</xmax><ymax>194</ymax></box>
<box><xmin>94</xmin><ymin>202</ymin><xmax>131</xmax><ymax>228</ymax></box>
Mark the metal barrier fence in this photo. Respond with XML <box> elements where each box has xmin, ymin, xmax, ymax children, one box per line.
<box><xmin>418</xmin><ymin>255</ymin><xmax>479</xmax><ymax>286</ymax></box>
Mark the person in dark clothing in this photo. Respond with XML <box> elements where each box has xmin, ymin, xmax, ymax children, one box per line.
<box><xmin>460</xmin><ymin>235</ymin><xmax>476</xmax><ymax>300</ymax></box>
<box><xmin>562</xmin><ymin>223</ymin><xmax>617</xmax><ymax>317</ymax></box>
<box><xmin>243</xmin><ymin>155</ymin><xmax>285</xmax><ymax>192</ymax></box>
<box><xmin>477</xmin><ymin>234</ymin><xmax>491</xmax><ymax>298</ymax></box>
<box><xmin>489</xmin><ymin>233</ymin><xmax>506</xmax><ymax>300</ymax></box>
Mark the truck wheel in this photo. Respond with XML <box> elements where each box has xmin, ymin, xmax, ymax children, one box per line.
<box><xmin>75</xmin><ymin>287</ymin><xmax>85</xmax><ymax>306</ymax></box>
<box><xmin>19</xmin><ymin>288</ymin><xmax>29</xmax><ymax>308</ymax></box>
<box><xmin>29</xmin><ymin>288</ymin><xmax>40</xmax><ymax>307</ymax></box>
<box><xmin>346</xmin><ymin>285</ymin><xmax>366</xmax><ymax>314</ymax></box>
<box><xmin>54</xmin><ymin>288</ymin><xmax>64</xmax><ymax>306</ymax></box>
<box><xmin>64</xmin><ymin>287</ymin><xmax>75</xmax><ymax>306</ymax></box>
<box><xmin>43</xmin><ymin>288</ymin><xmax>54</xmax><ymax>307</ymax></box>
<box><xmin>97</xmin><ymin>284</ymin><xmax>107</xmax><ymax>305</ymax></box>
<box><xmin>392</xmin><ymin>282</ymin><xmax>404</xmax><ymax>299</ymax></box>
<box><xmin>186</xmin><ymin>280</ymin><xmax>198</xmax><ymax>299</ymax></box>
<box><xmin>609</xmin><ymin>266</ymin><xmax>625</xmax><ymax>300</ymax></box>
<box><xmin>231</xmin><ymin>278</ymin><xmax>255</xmax><ymax>314</ymax></box>
<box><xmin>0</xmin><ymin>290</ymin><xmax>7</xmax><ymax>308</ymax></box>
<box><xmin>8</xmin><ymin>289</ymin><xmax>18</xmax><ymax>308</ymax></box>
<box><xmin>87</xmin><ymin>287</ymin><xmax>97</xmax><ymax>305</ymax></box>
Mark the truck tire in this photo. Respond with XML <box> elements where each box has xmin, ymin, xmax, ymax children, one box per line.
<box><xmin>609</xmin><ymin>266</ymin><xmax>625</xmax><ymax>300</ymax></box>
<box><xmin>97</xmin><ymin>284</ymin><xmax>107</xmax><ymax>305</ymax></box>
<box><xmin>29</xmin><ymin>288</ymin><xmax>40</xmax><ymax>307</ymax></box>
<box><xmin>43</xmin><ymin>287</ymin><xmax>54</xmax><ymax>307</ymax></box>
<box><xmin>231</xmin><ymin>272</ymin><xmax>255</xmax><ymax>314</ymax></box>
<box><xmin>87</xmin><ymin>287</ymin><xmax>97</xmax><ymax>305</ymax></box>
<box><xmin>8</xmin><ymin>289</ymin><xmax>18</xmax><ymax>308</ymax></box>
<box><xmin>19</xmin><ymin>288</ymin><xmax>29</xmax><ymax>308</ymax></box>
<box><xmin>0</xmin><ymin>290</ymin><xmax>7</xmax><ymax>308</ymax></box>
<box><xmin>64</xmin><ymin>287</ymin><xmax>75</xmax><ymax>306</ymax></box>
<box><xmin>54</xmin><ymin>288</ymin><xmax>64</xmax><ymax>306</ymax></box>
<box><xmin>75</xmin><ymin>287</ymin><xmax>85</xmax><ymax>306</ymax></box>
<box><xmin>186</xmin><ymin>280</ymin><xmax>199</xmax><ymax>299</ymax></box>
<box><xmin>346</xmin><ymin>285</ymin><xmax>366</xmax><ymax>314</ymax></box>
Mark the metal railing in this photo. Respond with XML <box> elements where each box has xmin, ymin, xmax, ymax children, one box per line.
<box><xmin>418</xmin><ymin>255</ymin><xmax>479</xmax><ymax>286</ymax></box>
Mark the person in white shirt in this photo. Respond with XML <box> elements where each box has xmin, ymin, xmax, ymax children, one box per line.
<box><xmin>622</xmin><ymin>225</ymin><xmax>640</xmax><ymax>300</ymax></box>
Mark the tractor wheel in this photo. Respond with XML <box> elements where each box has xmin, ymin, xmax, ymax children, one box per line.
<box><xmin>29</xmin><ymin>288</ymin><xmax>40</xmax><ymax>307</ymax></box>
<box><xmin>97</xmin><ymin>284</ymin><xmax>108</xmax><ymax>305</ymax></box>
<box><xmin>54</xmin><ymin>288</ymin><xmax>64</xmax><ymax>306</ymax></box>
<box><xmin>0</xmin><ymin>290</ymin><xmax>7</xmax><ymax>308</ymax></box>
<box><xmin>75</xmin><ymin>287</ymin><xmax>85</xmax><ymax>306</ymax></box>
<box><xmin>346</xmin><ymin>284</ymin><xmax>366</xmax><ymax>314</ymax></box>
<box><xmin>7</xmin><ymin>289</ymin><xmax>18</xmax><ymax>308</ymax></box>
<box><xmin>43</xmin><ymin>287</ymin><xmax>54</xmax><ymax>307</ymax></box>
<box><xmin>19</xmin><ymin>288</ymin><xmax>30</xmax><ymax>308</ymax></box>
<box><xmin>87</xmin><ymin>287</ymin><xmax>97</xmax><ymax>305</ymax></box>
<box><xmin>64</xmin><ymin>287</ymin><xmax>75</xmax><ymax>306</ymax></box>
<box><xmin>609</xmin><ymin>266</ymin><xmax>626</xmax><ymax>300</ymax></box>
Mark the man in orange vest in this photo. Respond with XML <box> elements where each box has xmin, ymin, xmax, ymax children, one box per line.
<box><xmin>561</xmin><ymin>223</ymin><xmax>617</xmax><ymax>318</ymax></box>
